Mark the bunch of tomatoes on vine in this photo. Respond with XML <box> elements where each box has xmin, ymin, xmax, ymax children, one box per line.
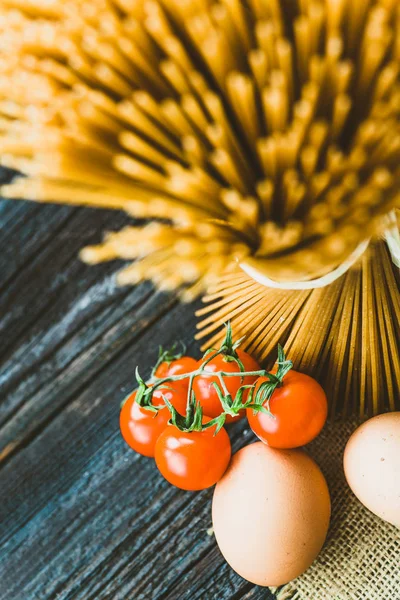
<box><xmin>120</xmin><ymin>323</ymin><xmax>328</xmax><ymax>491</ymax></box>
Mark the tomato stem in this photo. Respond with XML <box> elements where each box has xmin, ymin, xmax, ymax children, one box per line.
<box><xmin>186</xmin><ymin>373</ymin><xmax>195</xmax><ymax>415</ymax></box>
<box><xmin>129</xmin><ymin>329</ymin><xmax>293</xmax><ymax>431</ymax></box>
<box><xmin>151</xmin><ymin>341</ymin><xmax>186</xmax><ymax>377</ymax></box>
<box><xmin>133</xmin><ymin>367</ymin><xmax>162</xmax><ymax>413</ymax></box>
<box><xmin>251</xmin><ymin>345</ymin><xmax>293</xmax><ymax>413</ymax></box>
<box><xmin>217</xmin><ymin>372</ymin><xmax>230</xmax><ymax>397</ymax></box>
<box><xmin>202</xmin><ymin>322</ymin><xmax>246</xmax><ymax>371</ymax></box>
<box><xmin>275</xmin><ymin>344</ymin><xmax>293</xmax><ymax>384</ymax></box>
<box><xmin>163</xmin><ymin>390</ymin><xmax>205</xmax><ymax>433</ymax></box>
<box><xmin>200</xmin><ymin>348</ymin><xmax>223</xmax><ymax>369</ymax></box>
<box><xmin>152</xmin><ymin>369</ymin><xmax>268</xmax><ymax>390</ymax></box>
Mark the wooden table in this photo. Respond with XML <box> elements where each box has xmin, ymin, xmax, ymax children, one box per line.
<box><xmin>0</xmin><ymin>175</ymin><xmax>275</xmax><ymax>599</ymax></box>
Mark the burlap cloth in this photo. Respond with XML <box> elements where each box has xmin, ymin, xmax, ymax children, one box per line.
<box><xmin>272</xmin><ymin>420</ymin><xmax>400</xmax><ymax>600</ymax></box>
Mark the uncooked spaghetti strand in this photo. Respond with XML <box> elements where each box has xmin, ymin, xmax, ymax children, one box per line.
<box><xmin>368</xmin><ymin>248</ymin><xmax>383</xmax><ymax>414</ymax></box>
<box><xmin>300</xmin><ymin>283</ymin><xmax>342</xmax><ymax>377</ymax></box>
<box><xmin>198</xmin><ymin>275</ymin><xmax>278</xmax><ymax>324</ymax></box>
<box><xmin>198</xmin><ymin>280</ymin><xmax>262</xmax><ymax>312</ymax></box>
<box><xmin>203</xmin><ymin>276</ymin><xmax>261</xmax><ymax>302</ymax></box>
<box><xmin>374</xmin><ymin>249</ymin><xmax>398</xmax><ymax>412</ymax></box>
<box><xmin>116</xmin><ymin>250</ymin><xmax>179</xmax><ymax>286</ymax></box>
<box><xmin>324</xmin><ymin>272</ymin><xmax>359</xmax><ymax>417</ymax></box>
<box><xmin>245</xmin><ymin>292</ymin><xmax>301</xmax><ymax>353</ymax></box>
<box><xmin>196</xmin><ymin>288</ymin><xmax>269</xmax><ymax>335</ymax></box>
<box><xmin>210</xmin><ymin>3</ymin><xmax>248</xmax><ymax>71</ymax></box>
<box><xmin>283</xmin><ymin>292</ymin><xmax>318</xmax><ymax>361</ymax></box>
<box><xmin>119</xmin><ymin>130</ymin><xmax>170</xmax><ymax>167</ymax></box>
<box><xmin>378</xmin><ymin>245</ymin><xmax>400</xmax><ymax>408</ymax></box>
<box><xmin>202</xmin><ymin>290</ymin><xmax>288</xmax><ymax>356</ymax></box>
<box><xmin>198</xmin><ymin>290</ymin><xmax>280</xmax><ymax>350</ymax></box>
<box><xmin>295</xmin><ymin>286</ymin><xmax>338</xmax><ymax>371</ymax></box>
<box><xmin>359</xmin><ymin>247</ymin><xmax>371</xmax><ymax>417</ymax></box>
<box><xmin>288</xmin><ymin>287</ymin><xmax>332</xmax><ymax>369</ymax></box>
<box><xmin>226</xmin><ymin>72</ymin><xmax>260</xmax><ymax>147</ymax></box>
<box><xmin>205</xmin><ymin>91</ymin><xmax>258</xmax><ymax>175</ymax></box>
<box><xmin>0</xmin><ymin>178</ymin><xmax>148</xmax><ymax>212</ymax></box>
<box><xmin>117</xmin><ymin>99</ymin><xmax>182</xmax><ymax>158</ymax></box>
<box><xmin>343</xmin><ymin>267</ymin><xmax>362</xmax><ymax>417</ymax></box>
<box><xmin>251</xmin><ymin>293</ymin><xmax>310</xmax><ymax>362</ymax></box>
<box><xmin>203</xmin><ymin>271</ymin><xmax>253</xmax><ymax>296</ymax></box>
<box><xmin>225</xmin><ymin>291</ymin><xmax>290</xmax><ymax>345</ymax></box>
<box><xmin>221</xmin><ymin>0</ymin><xmax>252</xmax><ymax>52</ymax></box>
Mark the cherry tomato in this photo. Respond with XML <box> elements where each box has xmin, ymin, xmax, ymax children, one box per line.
<box><xmin>192</xmin><ymin>350</ymin><xmax>261</xmax><ymax>422</ymax></box>
<box><xmin>247</xmin><ymin>371</ymin><xmax>328</xmax><ymax>449</ymax></box>
<box><xmin>120</xmin><ymin>385</ymin><xmax>187</xmax><ymax>457</ymax></box>
<box><xmin>154</xmin><ymin>356</ymin><xmax>197</xmax><ymax>381</ymax></box>
<box><xmin>154</xmin><ymin>418</ymin><xmax>231</xmax><ymax>490</ymax></box>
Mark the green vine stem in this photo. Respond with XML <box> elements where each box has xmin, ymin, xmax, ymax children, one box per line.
<box><xmin>151</xmin><ymin>368</ymin><xmax>268</xmax><ymax>390</ymax></box>
<box><xmin>151</xmin><ymin>341</ymin><xmax>186</xmax><ymax>377</ymax></box>
<box><xmin>162</xmin><ymin>391</ymin><xmax>226</xmax><ymax>434</ymax></box>
<box><xmin>248</xmin><ymin>345</ymin><xmax>293</xmax><ymax>414</ymax></box>
<box><xmin>201</xmin><ymin>322</ymin><xmax>246</xmax><ymax>373</ymax></box>
<box><xmin>130</xmin><ymin>323</ymin><xmax>293</xmax><ymax>434</ymax></box>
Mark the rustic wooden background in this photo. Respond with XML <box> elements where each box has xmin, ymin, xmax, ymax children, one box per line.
<box><xmin>0</xmin><ymin>168</ymin><xmax>275</xmax><ymax>600</ymax></box>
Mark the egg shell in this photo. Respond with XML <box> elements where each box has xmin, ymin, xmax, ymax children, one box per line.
<box><xmin>212</xmin><ymin>442</ymin><xmax>331</xmax><ymax>587</ymax></box>
<box><xmin>344</xmin><ymin>412</ymin><xmax>400</xmax><ymax>528</ymax></box>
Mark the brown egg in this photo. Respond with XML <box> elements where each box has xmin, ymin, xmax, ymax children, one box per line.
<box><xmin>212</xmin><ymin>442</ymin><xmax>331</xmax><ymax>586</ymax></box>
<box><xmin>344</xmin><ymin>412</ymin><xmax>400</xmax><ymax>528</ymax></box>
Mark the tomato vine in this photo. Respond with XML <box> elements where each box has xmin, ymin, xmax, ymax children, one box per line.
<box><xmin>133</xmin><ymin>322</ymin><xmax>293</xmax><ymax>433</ymax></box>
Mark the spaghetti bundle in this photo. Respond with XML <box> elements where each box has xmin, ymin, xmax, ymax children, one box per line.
<box><xmin>197</xmin><ymin>241</ymin><xmax>400</xmax><ymax>416</ymax></box>
<box><xmin>0</xmin><ymin>0</ymin><xmax>399</xmax><ymax>414</ymax></box>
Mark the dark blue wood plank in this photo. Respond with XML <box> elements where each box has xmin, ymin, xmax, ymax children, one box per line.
<box><xmin>0</xmin><ymin>200</ymin><xmax>276</xmax><ymax>600</ymax></box>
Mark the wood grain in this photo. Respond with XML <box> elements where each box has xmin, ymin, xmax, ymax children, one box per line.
<box><xmin>0</xmin><ymin>190</ymin><xmax>275</xmax><ymax>599</ymax></box>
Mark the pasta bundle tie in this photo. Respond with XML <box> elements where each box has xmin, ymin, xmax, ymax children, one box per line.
<box><xmin>240</xmin><ymin>212</ymin><xmax>400</xmax><ymax>290</ymax></box>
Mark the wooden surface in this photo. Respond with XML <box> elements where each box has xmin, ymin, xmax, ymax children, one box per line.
<box><xmin>0</xmin><ymin>173</ymin><xmax>275</xmax><ymax>600</ymax></box>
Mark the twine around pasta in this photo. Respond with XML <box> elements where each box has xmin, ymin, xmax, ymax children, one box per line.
<box><xmin>384</xmin><ymin>211</ymin><xmax>400</xmax><ymax>269</ymax></box>
<box><xmin>240</xmin><ymin>239</ymin><xmax>370</xmax><ymax>290</ymax></box>
<box><xmin>240</xmin><ymin>211</ymin><xmax>400</xmax><ymax>289</ymax></box>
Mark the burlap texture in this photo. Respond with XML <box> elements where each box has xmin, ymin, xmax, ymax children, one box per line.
<box><xmin>274</xmin><ymin>420</ymin><xmax>400</xmax><ymax>600</ymax></box>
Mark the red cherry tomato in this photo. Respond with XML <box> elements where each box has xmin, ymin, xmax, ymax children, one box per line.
<box><xmin>192</xmin><ymin>350</ymin><xmax>261</xmax><ymax>422</ymax></box>
<box><xmin>154</xmin><ymin>356</ymin><xmax>197</xmax><ymax>382</ymax></box>
<box><xmin>120</xmin><ymin>385</ymin><xmax>187</xmax><ymax>457</ymax></box>
<box><xmin>154</xmin><ymin>418</ymin><xmax>231</xmax><ymax>490</ymax></box>
<box><xmin>247</xmin><ymin>371</ymin><xmax>328</xmax><ymax>449</ymax></box>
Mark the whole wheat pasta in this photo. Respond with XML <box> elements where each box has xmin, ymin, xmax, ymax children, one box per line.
<box><xmin>196</xmin><ymin>241</ymin><xmax>400</xmax><ymax>417</ymax></box>
<box><xmin>0</xmin><ymin>0</ymin><xmax>399</xmax><ymax>416</ymax></box>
